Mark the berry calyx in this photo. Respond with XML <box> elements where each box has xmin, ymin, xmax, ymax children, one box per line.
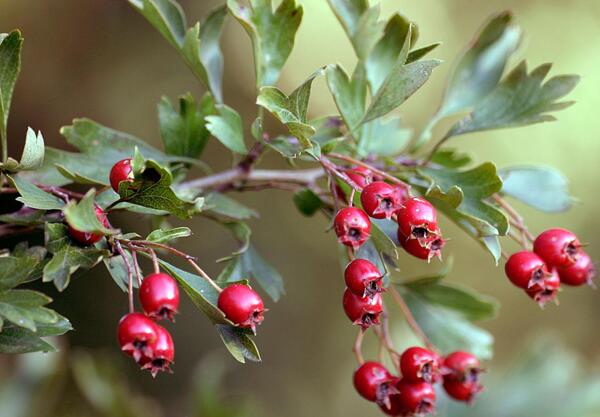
<box><xmin>533</xmin><ymin>228</ymin><xmax>581</xmax><ymax>268</ymax></box>
<box><xmin>360</xmin><ymin>181</ymin><xmax>407</xmax><ymax>220</ymax></box>
<box><xmin>526</xmin><ymin>268</ymin><xmax>560</xmax><ymax>307</ymax></box>
<box><xmin>67</xmin><ymin>205</ymin><xmax>110</xmax><ymax>245</ymax></box>
<box><xmin>217</xmin><ymin>284</ymin><xmax>265</xmax><ymax>333</ymax></box>
<box><xmin>110</xmin><ymin>158</ymin><xmax>134</xmax><ymax>193</ymax></box>
<box><xmin>396</xmin><ymin>197</ymin><xmax>439</xmax><ymax>241</ymax></box>
<box><xmin>353</xmin><ymin>361</ymin><xmax>398</xmax><ymax>405</ymax></box>
<box><xmin>117</xmin><ymin>312</ymin><xmax>158</xmax><ymax>362</ymax></box>
<box><xmin>504</xmin><ymin>251</ymin><xmax>552</xmax><ymax>289</ymax></box>
<box><xmin>140</xmin><ymin>324</ymin><xmax>175</xmax><ymax>377</ymax></box>
<box><xmin>400</xmin><ymin>346</ymin><xmax>441</xmax><ymax>383</ymax></box>
<box><xmin>342</xmin><ymin>288</ymin><xmax>383</xmax><ymax>329</ymax></box>
<box><xmin>333</xmin><ymin>207</ymin><xmax>371</xmax><ymax>249</ymax></box>
<box><xmin>398</xmin><ymin>227</ymin><xmax>445</xmax><ymax>261</ymax></box>
<box><xmin>140</xmin><ymin>272</ymin><xmax>180</xmax><ymax>321</ymax></box>
<box><xmin>442</xmin><ymin>351</ymin><xmax>483</xmax><ymax>403</ymax></box>
<box><xmin>381</xmin><ymin>379</ymin><xmax>436</xmax><ymax>416</ymax></box>
<box><xmin>344</xmin><ymin>259</ymin><xmax>384</xmax><ymax>298</ymax></box>
<box><xmin>557</xmin><ymin>251</ymin><xmax>596</xmax><ymax>287</ymax></box>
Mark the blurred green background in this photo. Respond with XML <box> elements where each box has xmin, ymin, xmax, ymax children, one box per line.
<box><xmin>0</xmin><ymin>0</ymin><xmax>599</xmax><ymax>416</ymax></box>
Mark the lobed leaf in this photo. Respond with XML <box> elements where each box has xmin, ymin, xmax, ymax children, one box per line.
<box><xmin>205</xmin><ymin>105</ymin><xmax>247</xmax><ymax>154</ymax></box>
<box><xmin>326</xmin><ymin>64</ymin><xmax>367</xmax><ymax>129</ymax></box>
<box><xmin>63</xmin><ymin>189</ymin><xmax>115</xmax><ymax>235</ymax></box>
<box><xmin>146</xmin><ymin>226</ymin><xmax>191</xmax><ymax>243</ymax></box>
<box><xmin>8</xmin><ymin>175</ymin><xmax>65</xmax><ymax>210</ymax></box>
<box><xmin>0</xmin><ymin>30</ymin><xmax>23</xmax><ymax>146</ymax></box>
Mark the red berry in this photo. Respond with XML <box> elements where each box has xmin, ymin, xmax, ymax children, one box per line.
<box><xmin>360</xmin><ymin>181</ymin><xmax>408</xmax><ymax>220</ymax></box>
<box><xmin>558</xmin><ymin>251</ymin><xmax>596</xmax><ymax>287</ymax></box>
<box><xmin>140</xmin><ymin>324</ymin><xmax>174</xmax><ymax>377</ymax></box>
<box><xmin>396</xmin><ymin>197</ymin><xmax>439</xmax><ymax>240</ymax></box>
<box><xmin>533</xmin><ymin>228</ymin><xmax>581</xmax><ymax>268</ymax></box>
<box><xmin>526</xmin><ymin>268</ymin><xmax>560</xmax><ymax>307</ymax></box>
<box><xmin>117</xmin><ymin>312</ymin><xmax>158</xmax><ymax>362</ymax></box>
<box><xmin>217</xmin><ymin>284</ymin><xmax>265</xmax><ymax>333</ymax></box>
<box><xmin>140</xmin><ymin>272</ymin><xmax>180</xmax><ymax>321</ymax></box>
<box><xmin>442</xmin><ymin>351</ymin><xmax>483</xmax><ymax>403</ymax></box>
<box><xmin>335</xmin><ymin>167</ymin><xmax>373</xmax><ymax>201</ymax></box>
<box><xmin>381</xmin><ymin>379</ymin><xmax>436</xmax><ymax>416</ymax></box>
<box><xmin>344</xmin><ymin>259</ymin><xmax>384</xmax><ymax>297</ymax></box>
<box><xmin>67</xmin><ymin>205</ymin><xmax>110</xmax><ymax>245</ymax></box>
<box><xmin>342</xmin><ymin>288</ymin><xmax>382</xmax><ymax>329</ymax></box>
<box><xmin>400</xmin><ymin>346</ymin><xmax>441</xmax><ymax>383</ymax></box>
<box><xmin>504</xmin><ymin>251</ymin><xmax>552</xmax><ymax>289</ymax></box>
<box><xmin>333</xmin><ymin>207</ymin><xmax>371</xmax><ymax>249</ymax></box>
<box><xmin>110</xmin><ymin>158</ymin><xmax>134</xmax><ymax>193</ymax></box>
<box><xmin>398</xmin><ymin>227</ymin><xmax>445</xmax><ymax>261</ymax></box>
<box><xmin>353</xmin><ymin>361</ymin><xmax>397</xmax><ymax>405</ymax></box>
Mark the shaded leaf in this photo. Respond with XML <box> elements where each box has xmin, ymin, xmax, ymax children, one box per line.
<box><xmin>205</xmin><ymin>105</ymin><xmax>247</xmax><ymax>154</ymax></box>
<box><xmin>293</xmin><ymin>188</ymin><xmax>323</xmax><ymax>216</ymax></box>
<box><xmin>204</xmin><ymin>193</ymin><xmax>258</xmax><ymax>220</ymax></box>
<box><xmin>63</xmin><ymin>189</ymin><xmax>115</xmax><ymax>235</ymax></box>
<box><xmin>500</xmin><ymin>166</ymin><xmax>572</xmax><ymax>212</ymax></box>
<box><xmin>146</xmin><ymin>226</ymin><xmax>192</xmax><ymax>243</ymax></box>
<box><xmin>8</xmin><ymin>175</ymin><xmax>65</xmax><ymax>210</ymax></box>
<box><xmin>199</xmin><ymin>5</ymin><xmax>227</xmax><ymax>102</ymax></box>
<box><xmin>326</xmin><ymin>64</ymin><xmax>366</xmax><ymax>129</ymax></box>
<box><xmin>0</xmin><ymin>325</ymin><xmax>56</xmax><ymax>354</ymax></box>
<box><xmin>216</xmin><ymin>324</ymin><xmax>261</xmax><ymax>363</ymax></box>
<box><xmin>357</xmin><ymin>116</ymin><xmax>412</xmax><ymax>157</ymax></box>
<box><xmin>103</xmin><ymin>252</ymin><xmax>140</xmax><ymax>293</ymax></box>
<box><xmin>0</xmin><ymin>31</ymin><xmax>23</xmax><ymax>144</ymax></box>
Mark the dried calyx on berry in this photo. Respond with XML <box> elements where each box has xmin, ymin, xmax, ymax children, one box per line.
<box><xmin>344</xmin><ymin>259</ymin><xmax>385</xmax><ymax>298</ymax></box>
<box><xmin>396</xmin><ymin>197</ymin><xmax>439</xmax><ymax>241</ymax></box>
<box><xmin>381</xmin><ymin>379</ymin><xmax>436</xmax><ymax>416</ymax></box>
<box><xmin>526</xmin><ymin>268</ymin><xmax>560</xmax><ymax>307</ymax></box>
<box><xmin>360</xmin><ymin>181</ymin><xmax>408</xmax><ymax>220</ymax></box>
<box><xmin>217</xmin><ymin>283</ymin><xmax>265</xmax><ymax>333</ymax></box>
<box><xmin>117</xmin><ymin>313</ymin><xmax>158</xmax><ymax>362</ymax></box>
<box><xmin>342</xmin><ymin>288</ymin><xmax>383</xmax><ymax>328</ymax></box>
<box><xmin>399</xmin><ymin>227</ymin><xmax>446</xmax><ymax>262</ymax></box>
<box><xmin>67</xmin><ymin>205</ymin><xmax>110</xmax><ymax>245</ymax></box>
<box><xmin>442</xmin><ymin>351</ymin><xmax>484</xmax><ymax>403</ymax></box>
<box><xmin>400</xmin><ymin>346</ymin><xmax>441</xmax><ymax>384</ymax></box>
<box><xmin>558</xmin><ymin>252</ymin><xmax>596</xmax><ymax>287</ymax></box>
<box><xmin>139</xmin><ymin>323</ymin><xmax>175</xmax><ymax>378</ymax></box>
<box><xmin>334</xmin><ymin>207</ymin><xmax>372</xmax><ymax>249</ymax></box>
<box><xmin>110</xmin><ymin>158</ymin><xmax>135</xmax><ymax>193</ymax></box>
<box><xmin>353</xmin><ymin>361</ymin><xmax>399</xmax><ymax>407</ymax></box>
<box><xmin>505</xmin><ymin>251</ymin><xmax>553</xmax><ymax>289</ymax></box>
<box><xmin>140</xmin><ymin>272</ymin><xmax>180</xmax><ymax>321</ymax></box>
<box><xmin>534</xmin><ymin>228</ymin><xmax>581</xmax><ymax>268</ymax></box>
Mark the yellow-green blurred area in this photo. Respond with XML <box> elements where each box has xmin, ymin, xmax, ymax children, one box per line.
<box><xmin>0</xmin><ymin>1</ymin><xmax>599</xmax><ymax>416</ymax></box>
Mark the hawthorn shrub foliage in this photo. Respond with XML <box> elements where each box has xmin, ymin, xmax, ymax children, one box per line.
<box><xmin>0</xmin><ymin>0</ymin><xmax>590</xmax><ymax>415</ymax></box>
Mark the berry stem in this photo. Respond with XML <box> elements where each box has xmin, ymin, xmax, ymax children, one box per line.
<box><xmin>388</xmin><ymin>285</ymin><xmax>434</xmax><ymax>351</ymax></box>
<box><xmin>376</xmin><ymin>305</ymin><xmax>401</xmax><ymax>363</ymax></box>
<box><xmin>326</xmin><ymin>152</ymin><xmax>411</xmax><ymax>190</ymax></box>
<box><xmin>149</xmin><ymin>248</ymin><xmax>160</xmax><ymax>274</ymax></box>
<box><xmin>114</xmin><ymin>240</ymin><xmax>134</xmax><ymax>313</ymax></box>
<box><xmin>492</xmin><ymin>194</ymin><xmax>535</xmax><ymax>242</ymax></box>
<box><xmin>319</xmin><ymin>156</ymin><xmax>362</xmax><ymax>192</ymax></box>
<box><xmin>129</xmin><ymin>246</ymin><xmax>143</xmax><ymax>286</ymax></box>
<box><xmin>353</xmin><ymin>328</ymin><xmax>365</xmax><ymax>364</ymax></box>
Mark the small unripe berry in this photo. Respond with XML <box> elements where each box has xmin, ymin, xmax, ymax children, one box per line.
<box><xmin>526</xmin><ymin>268</ymin><xmax>560</xmax><ymax>307</ymax></box>
<box><xmin>557</xmin><ymin>251</ymin><xmax>596</xmax><ymax>287</ymax></box>
<box><xmin>217</xmin><ymin>284</ymin><xmax>265</xmax><ymax>333</ymax></box>
<box><xmin>342</xmin><ymin>288</ymin><xmax>382</xmax><ymax>329</ymax></box>
<box><xmin>381</xmin><ymin>379</ymin><xmax>436</xmax><ymax>416</ymax></box>
<box><xmin>398</xmin><ymin>227</ymin><xmax>445</xmax><ymax>261</ymax></box>
<box><xmin>533</xmin><ymin>228</ymin><xmax>581</xmax><ymax>268</ymax></box>
<box><xmin>140</xmin><ymin>272</ymin><xmax>180</xmax><ymax>321</ymax></box>
<box><xmin>360</xmin><ymin>181</ymin><xmax>408</xmax><ymax>220</ymax></box>
<box><xmin>344</xmin><ymin>259</ymin><xmax>384</xmax><ymax>297</ymax></box>
<box><xmin>353</xmin><ymin>361</ymin><xmax>397</xmax><ymax>404</ymax></box>
<box><xmin>67</xmin><ymin>205</ymin><xmax>110</xmax><ymax>245</ymax></box>
<box><xmin>505</xmin><ymin>251</ymin><xmax>552</xmax><ymax>289</ymax></box>
<box><xmin>110</xmin><ymin>158</ymin><xmax>134</xmax><ymax>193</ymax></box>
<box><xmin>333</xmin><ymin>207</ymin><xmax>371</xmax><ymax>249</ymax></box>
<box><xmin>117</xmin><ymin>312</ymin><xmax>158</xmax><ymax>362</ymax></box>
<box><xmin>334</xmin><ymin>167</ymin><xmax>373</xmax><ymax>201</ymax></box>
<box><xmin>396</xmin><ymin>197</ymin><xmax>438</xmax><ymax>240</ymax></box>
<box><xmin>140</xmin><ymin>324</ymin><xmax>174</xmax><ymax>377</ymax></box>
<box><xmin>442</xmin><ymin>351</ymin><xmax>483</xmax><ymax>403</ymax></box>
<box><xmin>400</xmin><ymin>346</ymin><xmax>441</xmax><ymax>383</ymax></box>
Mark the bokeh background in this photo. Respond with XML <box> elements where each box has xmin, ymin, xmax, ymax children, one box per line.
<box><xmin>0</xmin><ymin>0</ymin><xmax>599</xmax><ymax>416</ymax></box>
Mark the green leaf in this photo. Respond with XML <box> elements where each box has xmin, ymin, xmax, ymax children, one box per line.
<box><xmin>0</xmin><ymin>206</ymin><xmax>45</xmax><ymax>225</ymax></box>
<box><xmin>500</xmin><ymin>166</ymin><xmax>572</xmax><ymax>213</ymax></box>
<box><xmin>370</xmin><ymin>220</ymin><xmax>398</xmax><ymax>260</ymax></box>
<box><xmin>8</xmin><ymin>175</ymin><xmax>65</xmax><ymax>210</ymax></box>
<box><xmin>227</xmin><ymin>0</ymin><xmax>303</xmax><ymax>87</ymax></box>
<box><xmin>0</xmin><ymin>254</ymin><xmax>46</xmax><ymax>291</ymax></box>
<box><xmin>0</xmin><ymin>325</ymin><xmax>56</xmax><ymax>354</ymax></box>
<box><xmin>256</xmin><ymin>68</ymin><xmax>325</xmax><ymax>148</ymax></box>
<box><xmin>118</xmin><ymin>159</ymin><xmax>203</xmax><ymax>219</ymax></box>
<box><xmin>449</xmin><ymin>62</ymin><xmax>579</xmax><ymax>136</ymax></box>
<box><xmin>216</xmin><ymin>324</ymin><xmax>261</xmax><ymax>363</ymax></box>
<box><xmin>361</xmin><ymin>59</ymin><xmax>441</xmax><ymax>124</ymax></box>
<box><xmin>204</xmin><ymin>192</ymin><xmax>258</xmax><ymax>220</ymax></box>
<box><xmin>326</xmin><ymin>64</ymin><xmax>366</xmax><ymax>129</ymax></box>
<box><xmin>430</xmin><ymin>149</ymin><xmax>473</xmax><ymax>169</ymax></box>
<box><xmin>3</xmin><ymin>127</ymin><xmax>45</xmax><ymax>172</ymax></box>
<box><xmin>419</xmin><ymin>162</ymin><xmax>508</xmax><ymax>236</ymax></box>
<box><xmin>35</xmin><ymin>314</ymin><xmax>72</xmax><ymax>336</ymax></box>
<box><xmin>63</xmin><ymin>189</ymin><xmax>115</xmax><ymax>235</ymax></box>
<box><xmin>159</xmin><ymin>92</ymin><xmax>215</xmax><ymax>158</ymax></box>
<box><xmin>199</xmin><ymin>5</ymin><xmax>227</xmax><ymax>102</ymax></box>
<box><xmin>406</xmin><ymin>43</ymin><xmax>441</xmax><ymax>64</ymax></box>
<box><xmin>357</xmin><ymin>116</ymin><xmax>412</xmax><ymax>157</ymax></box>
<box><xmin>146</xmin><ymin>226</ymin><xmax>191</xmax><ymax>243</ymax></box>
<box><xmin>0</xmin><ymin>289</ymin><xmax>58</xmax><ymax>332</ymax></box>
<box><xmin>205</xmin><ymin>105</ymin><xmax>247</xmax><ymax>154</ymax></box>
<box><xmin>327</xmin><ymin>0</ymin><xmax>385</xmax><ymax>60</ymax></box>
<box><xmin>0</xmin><ymin>30</ymin><xmax>23</xmax><ymax>153</ymax></box>
<box><xmin>103</xmin><ymin>252</ymin><xmax>140</xmax><ymax>293</ymax></box>
<box><xmin>402</xmin><ymin>289</ymin><xmax>494</xmax><ymax>359</ymax></box>
<box><xmin>293</xmin><ymin>188</ymin><xmax>323</xmax><ymax>217</ymax></box>
<box><xmin>264</xmin><ymin>135</ymin><xmax>305</xmax><ymax>158</ymax></box>
<box><xmin>55</xmin><ymin>164</ymin><xmax>107</xmax><ymax>186</ymax></box>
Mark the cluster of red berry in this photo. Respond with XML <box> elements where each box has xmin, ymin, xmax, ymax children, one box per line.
<box><xmin>355</xmin><ymin>349</ymin><xmax>483</xmax><ymax>415</ymax></box>
<box><xmin>505</xmin><ymin>228</ymin><xmax>595</xmax><ymax>306</ymax></box>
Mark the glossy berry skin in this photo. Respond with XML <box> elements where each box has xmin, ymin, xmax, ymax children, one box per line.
<box><xmin>381</xmin><ymin>379</ymin><xmax>436</xmax><ymax>416</ymax></box>
<box><xmin>217</xmin><ymin>284</ymin><xmax>265</xmax><ymax>333</ymax></box>
<box><xmin>558</xmin><ymin>252</ymin><xmax>596</xmax><ymax>287</ymax></box>
<box><xmin>353</xmin><ymin>361</ymin><xmax>396</xmax><ymax>404</ymax></box>
<box><xmin>399</xmin><ymin>227</ymin><xmax>445</xmax><ymax>261</ymax></box>
<box><xmin>360</xmin><ymin>181</ymin><xmax>408</xmax><ymax>220</ymax></box>
<box><xmin>117</xmin><ymin>313</ymin><xmax>158</xmax><ymax>362</ymax></box>
<box><xmin>342</xmin><ymin>288</ymin><xmax>383</xmax><ymax>329</ymax></box>
<box><xmin>110</xmin><ymin>158</ymin><xmax>134</xmax><ymax>193</ymax></box>
<box><xmin>333</xmin><ymin>207</ymin><xmax>371</xmax><ymax>249</ymax></box>
<box><xmin>396</xmin><ymin>197</ymin><xmax>438</xmax><ymax>240</ymax></box>
<box><xmin>442</xmin><ymin>351</ymin><xmax>483</xmax><ymax>402</ymax></box>
<box><xmin>140</xmin><ymin>324</ymin><xmax>175</xmax><ymax>377</ymax></box>
<box><xmin>504</xmin><ymin>251</ymin><xmax>552</xmax><ymax>289</ymax></box>
<box><xmin>400</xmin><ymin>346</ymin><xmax>441</xmax><ymax>383</ymax></box>
<box><xmin>68</xmin><ymin>205</ymin><xmax>110</xmax><ymax>245</ymax></box>
<box><xmin>140</xmin><ymin>273</ymin><xmax>180</xmax><ymax>321</ymax></box>
<box><xmin>526</xmin><ymin>268</ymin><xmax>560</xmax><ymax>307</ymax></box>
<box><xmin>534</xmin><ymin>228</ymin><xmax>581</xmax><ymax>268</ymax></box>
<box><xmin>344</xmin><ymin>259</ymin><xmax>384</xmax><ymax>297</ymax></box>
